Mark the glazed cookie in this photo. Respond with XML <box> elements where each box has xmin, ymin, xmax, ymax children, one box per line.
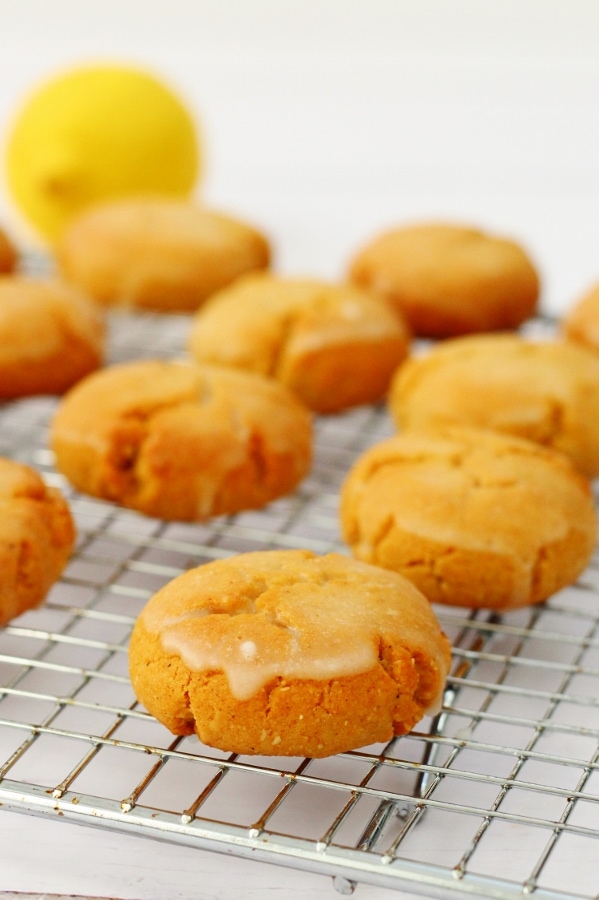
<box><xmin>0</xmin><ymin>225</ymin><xmax>17</xmax><ymax>274</ymax></box>
<box><xmin>56</xmin><ymin>197</ymin><xmax>271</xmax><ymax>312</ymax></box>
<box><xmin>128</xmin><ymin>549</ymin><xmax>451</xmax><ymax>757</ymax></box>
<box><xmin>188</xmin><ymin>273</ymin><xmax>411</xmax><ymax>413</ymax></box>
<box><xmin>348</xmin><ymin>222</ymin><xmax>540</xmax><ymax>338</ymax></box>
<box><xmin>0</xmin><ymin>457</ymin><xmax>75</xmax><ymax>627</ymax></box>
<box><xmin>0</xmin><ymin>276</ymin><xmax>105</xmax><ymax>399</ymax></box>
<box><xmin>340</xmin><ymin>427</ymin><xmax>597</xmax><ymax>610</ymax></box>
<box><xmin>389</xmin><ymin>333</ymin><xmax>599</xmax><ymax>478</ymax></box>
<box><xmin>562</xmin><ymin>282</ymin><xmax>599</xmax><ymax>352</ymax></box>
<box><xmin>50</xmin><ymin>359</ymin><xmax>312</xmax><ymax>520</ymax></box>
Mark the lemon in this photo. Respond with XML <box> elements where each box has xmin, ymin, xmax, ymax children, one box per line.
<box><xmin>4</xmin><ymin>63</ymin><xmax>200</xmax><ymax>241</ymax></box>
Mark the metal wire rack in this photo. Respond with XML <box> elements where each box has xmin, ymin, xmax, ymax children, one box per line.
<box><xmin>0</xmin><ymin>310</ymin><xmax>598</xmax><ymax>900</ymax></box>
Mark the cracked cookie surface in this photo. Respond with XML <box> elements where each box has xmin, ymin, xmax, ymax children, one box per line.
<box><xmin>56</xmin><ymin>197</ymin><xmax>271</xmax><ymax>312</ymax></box>
<box><xmin>389</xmin><ymin>333</ymin><xmax>599</xmax><ymax>478</ymax></box>
<box><xmin>347</xmin><ymin>222</ymin><xmax>539</xmax><ymax>338</ymax></box>
<box><xmin>340</xmin><ymin>427</ymin><xmax>597</xmax><ymax>609</ymax></box>
<box><xmin>0</xmin><ymin>457</ymin><xmax>75</xmax><ymax>626</ymax></box>
<box><xmin>50</xmin><ymin>359</ymin><xmax>312</xmax><ymax>520</ymax></box>
<box><xmin>188</xmin><ymin>273</ymin><xmax>411</xmax><ymax>413</ymax></box>
<box><xmin>0</xmin><ymin>276</ymin><xmax>105</xmax><ymax>398</ymax></box>
<box><xmin>128</xmin><ymin>549</ymin><xmax>451</xmax><ymax>757</ymax></box>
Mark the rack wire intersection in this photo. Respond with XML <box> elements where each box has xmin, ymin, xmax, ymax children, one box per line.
<box><xmin>0</xmin><ymin>311</ymin><xmax>598</xmax><ymax>899</ymax></box>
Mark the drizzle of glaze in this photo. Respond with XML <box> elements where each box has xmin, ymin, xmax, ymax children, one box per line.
<box><xmin>141</xmin><ymin>551</ymin><xmax>450</xmax><ymax>705</ymax></box>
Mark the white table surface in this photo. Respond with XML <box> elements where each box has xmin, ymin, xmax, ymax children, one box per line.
<box><xmin>0</xmin><ymin>808</ymin><xmax>405</xmax><ymax>900</ymax></box>
<box><xmin>1</xmin><ymin>2</ymin><xmax>599</xmax><ymax>897</ymax></box>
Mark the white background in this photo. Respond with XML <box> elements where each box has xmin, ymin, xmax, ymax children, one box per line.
<box><xmin>1</xmin><ymin>2</ymin><xmax>599</xmax><ymax>898</ymax></box>
<box><xmin>2</xmin><ymin>0</ymin><xmax>599</xmax><ymax>316</ymax></box>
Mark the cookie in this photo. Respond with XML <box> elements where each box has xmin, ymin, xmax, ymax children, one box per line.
<box><xmin>128</xmin><ymin>549</ymin><xmax>451</xmax><ymax>757</ymax></box>
<box><xmin>0</xmin><ymin>276</ymin><xmax>105</xmax><ymax>399</ymax></box>
<box><xmin>0</xmin><ymin>225</ymin><xmax>17</xmax><ymax>274</ymax></box>
<box><xmin>562</xmin><ymin>282</ymin><xmax>599</xmax><ymax>352</ymax></box>
<box><xmin>50</xmin><ymin>359</ymin><xmax>313</xmax><ymax>521</ymax></box>
<box><xmin>0</xmin><ymin>457</ymin><xmax>75</xmax><ymax>627</ymax></box>
<box><xmin>389</xmin><ymin>333</ymin><xmax>599</xmax><ymax>478</ymax></box>
<box><xmin>340</xmin><ymin>427</ymin><xmax>597</xmax><ymax>610</ymax></box>
<box><xmin>348</xmin><ymin>222</ymin><xmax>540</xmax><ymax>338</ymax></box>
<box><xmin>56</xmin><ymin>197</ymin><xmax>271</xmax><ymax>312</ymax></box>
<box><xmin>188</xmin><ymin>273</ymin><xmax>411</xmax><ymax>413</ymax></box>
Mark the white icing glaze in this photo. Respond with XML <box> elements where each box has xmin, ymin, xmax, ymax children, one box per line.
<box><xmin>159</xmin><ymin>624</ymin><xmax>379</xmax><ymax>701</ymax></box>
<box><xmin>142</xmin><ymin>552</ymin><xmax>450</xmax><ymax>708</ymax></box>
<box><xmin>239</xmin><ymin>640</ymin><xmax>257</xmax><ymax>660</ymax></box>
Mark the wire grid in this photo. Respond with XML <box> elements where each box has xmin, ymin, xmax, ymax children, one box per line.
<box><xmin>0</xmin><ymin>311</ymin><xmax>598</xmax><ymax>900</ymax></box>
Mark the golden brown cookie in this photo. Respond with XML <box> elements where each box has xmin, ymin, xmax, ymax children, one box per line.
<box><xmin>340</xmin><ymin>427</ymin><xmax>597</xmax><ymax>610</ymax></box>
<box><xmin>128</xmin><ymin>549</ymin><xmax>451</xmax><ymax>757</ymax></box>
<box><xmin>0</xmin><ymin>275</ymin><xmax>105</xmax><ymax>399</ymax></box>
<box><xmin>0</xmin><ymin>225</ymin><xmax>18</xmax><ymax>274</ymax></box>
<box><xmin>51</xmin><ymin>359</ymin><xmax>312</xmax><ymax>521</ymax></box>
<box><xmin>562</xmin><ymin>282</ymin><xmax>599</xmax><ymax>352</ymax></box>
<box><xmin>188</xmin><ymin>273</ymin><xmax>411</xmax><ymax>413</ymax></box>
<box><xmin>0</xmin><ymin>457</ymin><xmax>75</xmax><ymax>627</ymax></box>
<box><xmin>389</xmin><ymin>333</ymin><xmax>599</xmax><ymax>478</ymax></box>
<box><xmin>348</xmin><ymin>222</ymin><xmax>540</xmax><ymax>338</ymax></box>
<box><xmin>55</xmin><ymin>197</ymin><xmax>271</xmax><ymax>312</ymax></box>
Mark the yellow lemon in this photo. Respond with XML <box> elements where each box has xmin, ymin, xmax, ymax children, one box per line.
<box><xmin>4</xmin><ymin>63</ymin><xmax>200</xmax><ymax>241</ymax></box>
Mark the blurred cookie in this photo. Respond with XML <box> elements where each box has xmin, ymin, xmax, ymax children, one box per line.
<box><xmin>389</xmin><ymin>333</ymin><xmax>599</xmax><ymax>478</ymax></box>
<box><xmin>340</xmin><ymin>427</ymin><xmax>597</xmax><ymax>610</ymax></box>
<box><xmin>51</xmin><ymin>359</ymin><xmax>312</xmax><ymax>520</ymax></box>
<box><xmin>188</xmin><ymin>273</ymin><xmax>411</xmax><ymax>413</ymax></box>
<box><xmin>0</xmin><ymin>458</ymin><xmax>75</xmax><ymax>627</ymax></box>
<box><xmin>128</xmin><ymin>549</ymin><xmax>451</xmax><ymax>757</ymax></box>
<box><xmin>56</xmin><ymin>197</ymin><xmax>271</xmax><ymax>312</ymax></box>
<box><xmin>0</xmin><ymin>225</ymin><xmax>17</xmax><ymax>274</ymax></box>
<box><xmin>348</xmin><ymin>222</ymin><xmax>540</xmax><ymax>338</ymax></box>
<box><xmin>562</xmin><ymin>282</ymin><xmax>599</xmax><ymax>351</ymax></box>
<box><xmin>0</xmin><ymin>276</ymin><xmax>105</xmax><ymax>399</ymax></box>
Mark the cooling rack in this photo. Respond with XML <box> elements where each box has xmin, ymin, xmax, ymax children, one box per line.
<box><xmin>0</xmin><ymin>309</ymin><xmax>598</xmax><ymax>900</ymax></box>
